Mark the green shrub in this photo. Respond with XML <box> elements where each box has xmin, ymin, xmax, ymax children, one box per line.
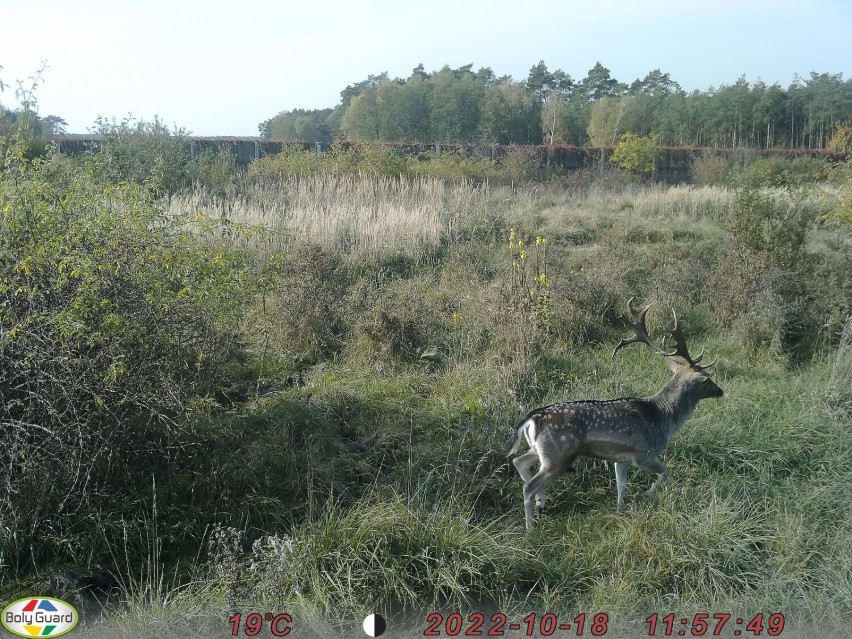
<box><xmin>691</xmin><ymin>152</ymin><xmax>831</xmax><ymax>188</ymax></box>
<box><xmin>827</xmin><ymin>122</ymin><xmax>852</xmax><ymax>156</ymax></box>
<box><xmin>87</xmin><ymin>116</ymin><xmax>195</xmax><ymax>195</ymax></box>
<box><xmin>326</xmin><ymin>142</ymin><xmax>408</xmax><ymax>177</ymax></box>
<box><xmin>407</xmin><ymin>148</ymin><xmax>495</xmax><ymax>182</ymax></box>
<box><xmin>354</xmin><ymin>275</ymin><xmax>453</xmax><ymax>363</ymax></box>
<box><xmin>501</xmin><ymin>144</ymin><xmax>544</xmax><ymax>182</ymax></box>
<box><xmin>247</xmin><ymin>144</ymin><xmax>321</xmax><ymax>179</ymax></box>
<box><xmin>828</xmin><ymin>158</ymin><xmax>852</xmax><ymax>223</ymax></box>
<box><xmin>731</xmin><ymin>155</ymin><xmax>831</xmax><ymax>188</ymax></box>
<box><xmin>0</xmin><ymin>147</ymin><xmax>254</xmax><ymax>570</ymax></box>
<box><xmin>712</xmin><ymin>185</ymin><xmax>837</xmax><ymax>355</ymax></box>
<box><xmin>610</xmin><ymin>133</ymin><xmax>661</xmax><ymax>177</ymax></box>
<box><xmin>189</xmin><ymin>145</ymin><xmax>240</xmax><ymax>196</ymax></box>
<box><xmin>252</xmin><ymin>244</ymin><xmax>352</xmax><ymax>364</ymax></box>
<box><xmin>504</xmin><ymin>230</ymin><xmax>552</xmax><ymax>335</ymax></box>
<box><xmin>727</xmin><ymin>186</ymin><xmax>809</xmax><ymax>263</ymax></box>
<box><xmin>689</xmin><ymin>152</ymin><xmax>730</xmax><ymax>186</ymax></box>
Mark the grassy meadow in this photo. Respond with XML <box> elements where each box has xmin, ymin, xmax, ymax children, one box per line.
<box><xmin>1</xmin><ymin>144</ymin><xmax>851</xmax><ymax>638</ymax></box>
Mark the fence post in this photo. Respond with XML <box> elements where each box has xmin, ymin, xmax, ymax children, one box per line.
<box><xmin>316</xmin><ymin>141</ymin><xmax>322</xmax><ymax>161</ymax></box>
<box><xmin>435</xmin><ymin>142</ymin><xmax>441</xmax><ymax>159</ymax></box>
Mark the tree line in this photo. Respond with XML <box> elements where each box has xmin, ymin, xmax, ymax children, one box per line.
<box><xmin>259</xmin><ymin>61</ymin><xmax>852</xmax><ymax>150</ymax></box>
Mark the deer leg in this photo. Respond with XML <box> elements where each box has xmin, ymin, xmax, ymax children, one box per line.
<box><xmin>523</xmin><ymin>467</ymin><xmax>558</xmax><ymax>530</ymax></box>
<box><xmin>512</xmin><ymin>449</ymin><xmax>544</xmax><ymax>511</ymax></box>
<box><xmin>512</xmin><ymin>449</ymin><xmax>538</xmax><ymax>483</ymax></box>
<box><xmin>513</xmin><ymin>448</ymin><xmax>552</xmax><ymax>514</ymax></box>
<box><xmin>522</xmin><ymin>457</ymin><xmax>573</xmax><ymax>530</ymax></box>
<box><xmin>634</xmin><ymin>457</ymin><xmax>669</xmax><ymax>500</ymax></box>
<box><xmin>614</xmin><ymin>462</ymin><xmax>629</xmax><ymax>511</ymax></box>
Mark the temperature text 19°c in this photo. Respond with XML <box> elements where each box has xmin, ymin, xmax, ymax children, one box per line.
<box><xmin>228</xmin><ymin>612</ymin><xmax>293</xmax><ymax>636</ymax></box>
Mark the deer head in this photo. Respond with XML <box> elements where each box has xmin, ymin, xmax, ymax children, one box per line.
<box><xmin>613</xmin><ymin>297</ymin><xmax>722</xmax><ymax>399</ymax></box>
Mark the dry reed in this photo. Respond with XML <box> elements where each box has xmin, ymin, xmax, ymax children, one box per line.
<box><xmin>167</xmin><ymin>173</ymin><xmax>491</xmax><ymax>258</ymax></box>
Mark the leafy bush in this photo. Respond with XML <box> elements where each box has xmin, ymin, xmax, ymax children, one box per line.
<box><xmin>407</xmin><ymin>148</ymin><xmax>496</xmax><ymax>182</ymax></box>
<box><xmin>690</xmin><ymin>152</ymin><xmax>730</xmax><ymax>186</ymax></box>
<box><xmin>86</xmin><ymin>116</ymin><xmax>195</xmax><ymax>195</ymax></box>
<box><xmin>354</xmin><ymin>275</ymin><xmax>453</xmax><ymax>363</ymax></box>
<box><xmin>189</xmin><ymin>144</ymin><xmax>240</xmax><ymax>196</ymax></box>
<box><xmin>610</xmin><ymin>133</ymin><xmax>661</xmax><ymax>177</ymax></box>
<box><xmin>326</xmin><ymin>142</ymin><xmax>408</xmax><ymax>177</ymax></box>
<box><xmin>247</xmin><ymin>144</ymin><xmax>322</xmax><ymax>179</ymax></box>
<box><xmin>253</xmin><ymin>244</ymin><xmax>352</xmax><ymax>364</ymax></box>
<box><xmin>501</xmin><ymin>145</ymin><xmax>544</xmax><ymax>182</ymax></box>
<box><xmin>0</xmin><ymin>146</ymin><xmax>253</xmax><ymax>569</ymax></box>
<box><xmin>731</xmin><ymin>155</ymin><xmax>831</xmax><ymax>188</ymax></box>
<box><xmin>248</xmin><ymin>142</ymin><xmax>409</xmax><ymax>180</ymax></box>
<box><xmin>691</xmin><ymin>151</ymin><xmax>831</xmax><ymax>188</ymax></box>
<box><xmin>827</xmin><ymin>122</ymin><xmax>852</xmax><ymax>156</ymax></box>
<box><xmin>828</xmin><ymin>158</ymin><xmax>852</xmax><ymax>224</ymax></box>
<box><xmin>710</xmin><ymin>185</ymin><xmax>836</xmax><ymax>354</ymax></box>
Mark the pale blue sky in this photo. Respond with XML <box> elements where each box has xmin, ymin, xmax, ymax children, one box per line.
<box><xmin>2</xmin><ymin>0</ymin><xmax>850</xmax><ymax>136</ymax></box>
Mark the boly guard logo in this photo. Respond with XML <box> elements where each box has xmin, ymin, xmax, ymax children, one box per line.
<box><xmin>2</xmin><ymin>597</ymin><xmax>78</xmax><ymax>637</ymax></box>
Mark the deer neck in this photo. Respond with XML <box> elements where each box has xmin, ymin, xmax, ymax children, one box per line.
<box><xmin>646</xmin><ymin>374</ymin><xmax>700</xmax><ymax>436</ymax></box>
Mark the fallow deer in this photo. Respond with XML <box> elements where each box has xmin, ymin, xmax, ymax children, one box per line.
<box><xmin>508</xmin><ymin>298</ymin><xmax>723</xmax><ymax>530</ymax></box>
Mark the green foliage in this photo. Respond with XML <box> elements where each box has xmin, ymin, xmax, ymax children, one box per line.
<box><xmin>407</xmin><ymin>148</ymin><xmax>496</xmax><ymax>182</ymax></box>
<box><xmin>247</xmin><ymin>144</ymin><xmax>322</xmax><ymax>179</ymax></box>
<box><xmin>830</xmin><ymin>161</ymin><xmax>852</xmax><ymax>224</ymax></box>
<box><xmin>689</xmin><ymin>152</ymin><xmax>731</xmax><ymax>186</ymax></box>
<box><xmin>325</xmin><ymin>142</ymin><xmax>407</xmax><ymax>176</ymax></box>
<box><xmin>259</xmin><ymin>107</ymin><xmax>337</xmax><ymax>144</ymax></box>
<box><xmin>586</xmin><ymin>97</ymin><xmax>628</xmax><ymax>147</ymax></box>
<box><xmin>248</xmin><ymin>142</ymin><xmax>566</xmax><ymax>185</ymax></box>
<box><xmin>479</xmin><ymin>80</ymin><xmax>540</xmax><ymax>144</ymax></box>
<box><xmin>501</xmin><ymin>145</ymin><xmax>544</xmax><ymax>182</ymax></box>
<box><xmin>249</xmin><ymin>142</ymin><xmax>407</xmax><ymax>180</ymax></box>
<box><xmin>727</xmin><ymin>186</ymin><xmax>809</xmax><ymax>261</ymax></box>
<box><xmin>257</xmin><ymin>244</ymin><xmax>351</xmax><ymax>364</ymax></box>
<box><xmin>691</xmin><ymin>151</ymin><xmax>832</xmax><ymax>188</ymax></box>
<box><xmin>73</xmin><ymin>117</ymin><xmax>242</xmax><ymax>196</ymax></box>
<box><xmin>732</xmin><ymin>155</ymin><xmax>831</xmax><ymax>188</ymax></box>
<box><xmin>826</xmin><ymin>124</ymin><xmax>852</xmax><ymax>224</ymax></box>
<box><xmin>827</xmin><ymin>122</ymin><xmax>852</xmax><ymax>156</ymax></box>
<box><xmin>188</xmin><ymin>145</ymin><xmax>239</xmax><ymax>195</ymax></box>
<box><xmin>0</xmin><ymin>142</ymin><xmax>262</xmax><ymax>572</ymax></box>
<box><xmin>610</xmin><ymin>132</ymin><xmax>661</xmax><ymax>176</ymax></box>
<box><xmin>0</xmin><ymin>63</ymin><xmax>64</xmax><ymax>161</ymax></box>
<box><xmin>711</xmin><ymin>185</ymin><xmax>831</xmax><ymax>354</ymax></box>
<box><xmin>87</xmin><ymin>116</ymin><xmax>194</xmax><ymax>195</ymax></box>
<box><xmin>260</xmin><ymin>63</ymin><xmax>852</xmax><ymax>151</ymax></box>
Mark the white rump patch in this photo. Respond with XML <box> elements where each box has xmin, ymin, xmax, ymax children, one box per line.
<box><xmin>522</xmin><ymin>419</ymin><xmax>538</xmax><ymax>446</ymax></box>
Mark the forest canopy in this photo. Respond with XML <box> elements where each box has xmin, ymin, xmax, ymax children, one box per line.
<box><xmin>259</xmin><ymin>61</ymin><xmax>852</xmax><ymax>149</ymax></box>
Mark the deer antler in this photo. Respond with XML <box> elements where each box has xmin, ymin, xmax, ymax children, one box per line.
<box><xmin>612</xmin><ymin>297</ymin><xmax>677</xmax><ymax>359</ymax></box>
<box><xmin>668</xmin><ymin>310</ymin><xmax>717</xmax><ymax>371</ymax></box>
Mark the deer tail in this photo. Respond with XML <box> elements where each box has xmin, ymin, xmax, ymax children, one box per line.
<box><xmin>507</xmin><ymin>416</ymin><xmax>536</xmax><ymax>456</ymax></box>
